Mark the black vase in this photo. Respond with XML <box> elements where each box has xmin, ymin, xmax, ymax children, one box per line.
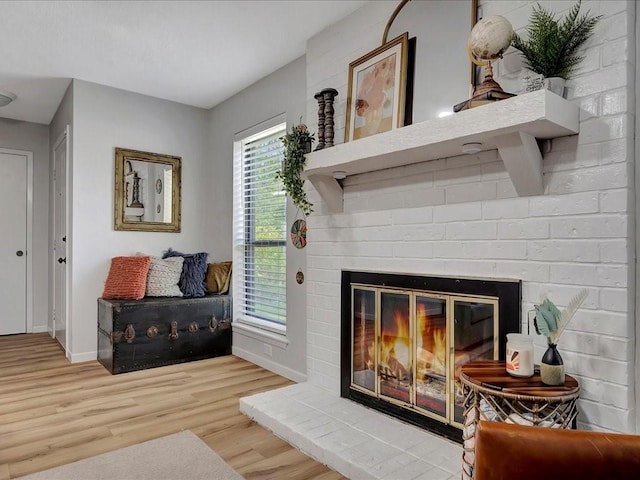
<box><xmin>540</xmin><ymin>343</ymin><xmax>565</xmax><ymax>386</ymax></box>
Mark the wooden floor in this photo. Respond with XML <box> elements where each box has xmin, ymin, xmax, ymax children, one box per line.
<box><xmin>0</xmin><ymin>333</ymin><xmax>345</xmax><ymax>480</ymax></box>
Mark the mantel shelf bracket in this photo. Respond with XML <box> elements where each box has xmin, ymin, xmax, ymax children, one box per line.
<box><xmin>494</xmin><ymin>131</ymin><xmax>544</xmax><ymax>196</ymax></box>
<box><xmin>308</xmin><ymin>174</ymin><xmax>344</xmax><ymax>213</ymax></box>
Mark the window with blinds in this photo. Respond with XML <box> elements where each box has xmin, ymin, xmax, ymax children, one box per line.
<box><xmin>233</xmin><ymin>120</ymin><xmax>287</xmax><ymax>329</ymax></box>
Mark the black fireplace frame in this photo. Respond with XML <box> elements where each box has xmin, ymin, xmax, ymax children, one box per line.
<box><xmin>340</xmin><ymin>270</ymin><xmax>522</xmax><ymax>443</ymax></box>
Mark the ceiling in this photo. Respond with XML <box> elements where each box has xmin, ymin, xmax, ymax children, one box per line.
<box><xmin>0</xmin><ymin>0</ymin><xmax>368</xmax><ymax>125</ymax></box>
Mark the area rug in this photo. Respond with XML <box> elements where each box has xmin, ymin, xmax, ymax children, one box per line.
<box><xmin>18</xmin><ymin>430</ymin><xmax>244</xmax><ymax>480</ymax></box>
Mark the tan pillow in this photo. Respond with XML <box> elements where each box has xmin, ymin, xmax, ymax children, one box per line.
<box><xmin>205</xmin><ymin>261</ymin><xmax>232</xmax><ymax>294</ymax></box>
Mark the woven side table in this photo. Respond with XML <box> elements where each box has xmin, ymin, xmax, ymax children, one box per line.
<box><xmin>460</xmin><ymin>360</ymin><xmax>580</xmax><ymax>480</ymax></box>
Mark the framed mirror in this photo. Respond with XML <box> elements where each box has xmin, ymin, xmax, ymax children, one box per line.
<box><xmin>114</xmin><ymin>147</ymin><xmax>181</xmax><ymax>232</ymax></box>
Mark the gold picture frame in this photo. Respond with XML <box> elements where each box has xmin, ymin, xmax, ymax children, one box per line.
<box><xmin>114</xmin><ymin>147</ymin><xmax>181</xmax><ymax>232</ymax></box>
<box><xmin>345</xmin><ymin>32</ymin><xmax>409</xmax><ymax>143</ymax></box>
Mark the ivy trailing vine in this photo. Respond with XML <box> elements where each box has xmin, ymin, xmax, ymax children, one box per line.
<box><xmin>276</xmin><ymin>124</ymin><xmax>315</xmax><ymax>216</ymax></box>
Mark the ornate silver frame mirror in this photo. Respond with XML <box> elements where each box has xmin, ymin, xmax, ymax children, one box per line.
<box><xmin>114</xmin><ymin>147</ymin><xmax>181</xmax><ymax>232</ymax></box>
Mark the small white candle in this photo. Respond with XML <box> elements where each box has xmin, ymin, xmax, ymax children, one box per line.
<box><xmin>506</xmin><ymin>333</ymin><xmax>534</xmax><ymax>377</ymax></box>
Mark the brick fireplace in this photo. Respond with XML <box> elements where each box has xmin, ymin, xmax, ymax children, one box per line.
<box><xmin>240</xmin><ymin>1</ymin><xmax>636</xmax><ymax>475</ymax></box>
<box><xmin>239</xmin><ymin>8</ymin><xmax>635</xmax><ymax>480</ymax></box>
<box><xmin>300</xmin><ymin>0</ymin><xmax>635</xmax><ymax>438</ymax></box>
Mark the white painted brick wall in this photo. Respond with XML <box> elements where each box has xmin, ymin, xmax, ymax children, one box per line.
<box><xmin>304</xmin><ymin>0</ymin><xmax>636</xmax><ymax>433</ymax></box>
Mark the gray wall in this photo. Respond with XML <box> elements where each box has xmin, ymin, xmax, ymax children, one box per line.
<box><xmin>67</xmin><ymin>79</ymin><xmax>210</xmax><ymax>360</ymax></box>
<box><xmin>208</xmin><ymin>56</ymin><xmax>308</xmax><ymax>381</ymax></box>
<box><xmin>0</xmin><ymin>118</ymin><xmax>50</xmax><ymax>332</ymax></box>
<box><xmin>5</xmin><ymin>56</ymin><xmax>309</xmax><ymax>378</ymax></box>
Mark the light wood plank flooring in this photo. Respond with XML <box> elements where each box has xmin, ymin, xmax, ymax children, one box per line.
<box><xmin>0</xmin><ymin>333</ymin><xmax>345</xmax><ymax>480</ymax></box>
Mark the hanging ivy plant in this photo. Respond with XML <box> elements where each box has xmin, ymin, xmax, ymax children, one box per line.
<box><xmin>276</xmin><ymin>123</ymin><xmax>315</xmax><ymax>216</ymax></box>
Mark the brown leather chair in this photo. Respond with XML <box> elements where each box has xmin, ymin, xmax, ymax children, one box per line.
<box><xmin>474</xmin><ymin>420</ymin><xmax>640</xmax><ymax>480</ymax></box>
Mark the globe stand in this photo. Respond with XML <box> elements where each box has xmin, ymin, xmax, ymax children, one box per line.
<box><xmin>471</xmin><ymin>62</ymin><xmax>505</xmax><ymax>99</ymax></box>
<box><xmin>454</xmin><ymin>60</ymin><xmax>515</xmax><ymax>112</ymax></box>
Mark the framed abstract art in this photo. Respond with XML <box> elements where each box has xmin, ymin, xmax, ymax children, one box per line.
<box><xmin>345</xmin><ymin>32</ymin><xmax>409</xmax><ymax>142</ymax></box>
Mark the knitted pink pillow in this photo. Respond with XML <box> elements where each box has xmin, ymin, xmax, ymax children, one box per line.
<box><xmin>102</xmin><ymin>256</ymin><xmax>151</xmax><ymax>300</ymax></box>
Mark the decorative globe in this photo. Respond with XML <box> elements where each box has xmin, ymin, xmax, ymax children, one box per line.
<box><xmin>469</xmin><ymin>15</ymin><xmax>514</xmax><ymax>62</ymax></box>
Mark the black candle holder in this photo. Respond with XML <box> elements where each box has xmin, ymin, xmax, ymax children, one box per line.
<box><xmin>314</xmin><ymin>92</ymin><xmax>325</xmax><ymax>151</ymax></box>
<box><xmin>321</xmin><ymin>88</ymin><xmax>338</xmax><ymax>148</ymax></box>
<box><xmin>313</xmin><ymin>88</ymin><xmax>338</xmax><ymax>150</ymax></box>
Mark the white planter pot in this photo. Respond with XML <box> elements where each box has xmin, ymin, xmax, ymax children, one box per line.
<box><xmin>543</xmin><ymin>77</ymin><xmax>566</xmax><ymax>97</ymax></box>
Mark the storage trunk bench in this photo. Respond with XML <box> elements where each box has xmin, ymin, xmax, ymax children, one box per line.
<box><xmin>97</xmin><ymin>295</ymin><xmax>232</xmax><ymax>374</ymax></box>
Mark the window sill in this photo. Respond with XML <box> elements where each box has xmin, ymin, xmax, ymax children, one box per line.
<box><xmin>233</xmin><ymin>320</ymin><xmax>289</xmax><ymax>349</ymax></box>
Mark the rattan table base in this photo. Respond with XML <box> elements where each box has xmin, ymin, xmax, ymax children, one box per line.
<box><xmin>460</xmin><ymin>360</ymin><xmax>580</xmax><ymax>480</ymax></box>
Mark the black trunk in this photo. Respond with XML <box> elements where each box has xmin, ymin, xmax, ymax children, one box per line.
<box><xmin>97</xmin><ymin>295</ymin><xmax>232</xmax><ymax>374</ymax></box>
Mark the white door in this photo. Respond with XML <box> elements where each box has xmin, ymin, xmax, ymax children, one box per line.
<box><xmin>0</xmin><ymin>150</ymin><xmax>30</xmax><ymax>335</ymax></box>
<box><xmin>53</xmin><ymin>128</ymin><xmax>68</xmax><ymax>351</ymax></box>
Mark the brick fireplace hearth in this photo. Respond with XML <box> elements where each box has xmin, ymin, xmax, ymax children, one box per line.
<box><xmin>240</xmin><ymin>382</ymin><xmax>464</xmax><ymax>479</ymax></box>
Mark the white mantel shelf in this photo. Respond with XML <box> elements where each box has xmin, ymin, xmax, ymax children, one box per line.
<box><xmin>305</xmin><ymin>89</ymin><xmax>580</xmax><ymax>213</ymax></box>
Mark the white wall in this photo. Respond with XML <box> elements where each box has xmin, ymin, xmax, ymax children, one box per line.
<box><xmin>208</xmin><ymin>56</ymin><xmax>309</xmax><ymax>382</ymax></box>
<box><xmin>49</xmin><ymin>82</ymin><xmax>73</xmax><ymax>343</ymax></box>
<box><xmin>68</xmin><ymin>80</ymin><xmax>209</xmax><ymax>361</ymax></box>
<box><xmin>0</xmin><ymin>118</ymin><xmax>50</xmax><ymax>332</ymax></box>
<box><xmin>304</xmin><ymin>0</ymin><xmax>637</xmax><ymax>434</ymax></box>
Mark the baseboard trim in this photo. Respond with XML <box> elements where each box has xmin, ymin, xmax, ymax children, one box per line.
<box><xmin>31</xmin><ymin>325</ymin><xmax>49</xmax><ymax>334</ymax></box>
<box><xmin>232</xmin><ymin>346</ymin><xmax>307</xmax><ymax>383</ymax></box>
<box><xmin>69</xmin><ymin>350</ymin><xmax>97</xmax><ymax>363</ymax></box>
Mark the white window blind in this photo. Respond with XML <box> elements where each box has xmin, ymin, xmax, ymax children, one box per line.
<box><xmin>233</xmin><ymin>121</ymin><xmax>287</xmax><ymax>329</ymax></box>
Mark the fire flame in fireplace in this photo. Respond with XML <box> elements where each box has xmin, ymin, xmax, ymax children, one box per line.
<box><xmin>379</xmin><ymin>310</ymin><xmax>410</xmax><ymax>381</ymax></box>
<box><xmin>416</xmin><ymin>302</ymin><xmax>447</xmax><ymax>377</ymax></box>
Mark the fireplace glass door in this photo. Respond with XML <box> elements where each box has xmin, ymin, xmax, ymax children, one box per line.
<box><xmin>351</xmin><ymin>285</ymin><xmax>498</xmax><ymax>428</ymax></box>
<box><xmin>352</xmin><ymin>288</ymin><xmax>376</xmax><ymax>393</ymax></box>
<box><xmin>452</xmin><ymin>296</ymin><xmax>497</xmax><ymax>423</ymax></box>
<box><xmin>379</xmin><ymin>291</ymin><xmax>411</xmax><ymax>404</ymax></box>
<box><xmin>415</xmin><ymin>294</ymin><xmax>448</xmax><ymax>418</ymax></box>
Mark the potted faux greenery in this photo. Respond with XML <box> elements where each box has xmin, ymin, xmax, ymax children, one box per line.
<box><xmin>533</xmin><ymin>289</ymin><xmax>588</xmax><ymax>385</ymax></box>
<box><xmin>276</xmin><ymin>123</ymin><xmax>315</xmax><ymax>216</ymax></box>
<box><xmin>511</xmin><ymin>0</ymin><xmax>602</xmax><ymax>96</ymax></box>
